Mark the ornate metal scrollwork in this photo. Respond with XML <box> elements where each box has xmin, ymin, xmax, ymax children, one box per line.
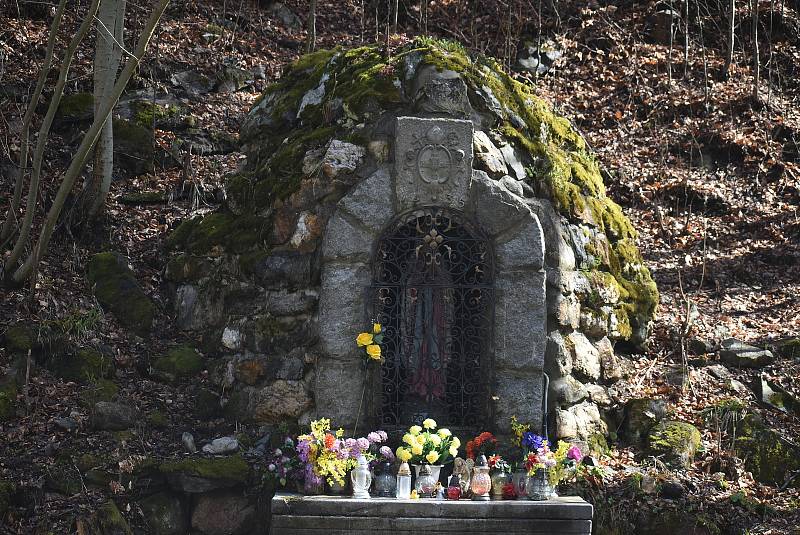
<box><xmin>368</xmin><ymin>208</ymin><xmax>494</xmax><ymax>434</ymax></box>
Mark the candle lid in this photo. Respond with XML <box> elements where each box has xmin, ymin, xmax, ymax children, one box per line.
<box><xmin>397</xmin><ymin>462</ymin><xmax>411</xmax><ymax>476</ymax></box>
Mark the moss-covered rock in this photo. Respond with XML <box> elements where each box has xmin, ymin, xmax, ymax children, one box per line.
<box><xmin>112</xmin><ymin>118</ymin><xmax>155</xmax><ymax>178</ymax></box>
<box><xmin>3</xmin><ymin>324</ymin><xmax>34</xmax><ymax>354</ymax></box>
<box><xmin>648</xmin><ymin>420</ymin><xmax>702</xmax><ymax>468</ymax></box>
<box><xmin>147</xmin><ymin>410</ymin><xmax>169</xmax><ymax>428</ymax></box>
<box><xmin>131</xmin><ymin>100</ymin><xmax>183</xmax><ymax>130</ymax></box>
<box><xmin>165</xmin><ymin>212</ymin><xmax>267</xmax><ymax>255</ymax></box>
<box><xmin>735</xmin><ymin>414</ymin><xmax>800</xmax><ymax>487</ymax></box>
<box><xmin>139</xmin><ymin>492</ymin><xmax>187</xmax><ymax>535</ymax></box>
<box><xmin>55</xmin><ymin>92</ymin><xmax>94</xmax><ymax>128</ymax></box>
<box><xmin>79</xmin><ymin>379</ymin><xmax>120</xmax><ymax>407</ymax></box>
<box><xmin>87</xmin><ymin>252</ymin><xmax>154</xmax><ymax>336</ymax></box>
<box><xmin>160</xmin><ymin>455</ymin><xmax>250</xmax><ymax>493</ymax></box>
<box><xmin>0</xmin><ymin>379</ymin><xmax>18</xmax><ymax>421</ymax></box>
<box><xmin>84</xmin><ymin>500</ymin><xmax>133</xmax><ymax>535</ymax></box>
<box><xmin>48</xmin><ymin>348</ymin><xmax>112</xmax><ymax>383</ymax></box>
<box><xmin>151</xmin><ymin>345</ymin><xmax>204</xmax><ymax>382</ymax></box>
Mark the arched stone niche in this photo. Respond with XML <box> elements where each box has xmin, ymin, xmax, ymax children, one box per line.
<box><xmin>316</xmin><ymin>116</ymin><xmax>546</xmax><ymax>436</ymax></box>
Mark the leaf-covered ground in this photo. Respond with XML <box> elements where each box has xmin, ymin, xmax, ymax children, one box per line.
<box><xmin>0</xmin><ymin>0</ymin><xmax>798</xmax><ymax>533</ymax></box>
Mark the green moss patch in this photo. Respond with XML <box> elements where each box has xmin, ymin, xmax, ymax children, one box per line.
<box><xmin>131</xmin><ymin>100</ymin><xmax>181</xmax><ymax>129</ymax></box>
<box><xmin>79</xmin><ymin>379</ymin><xmax>119</xmax><ymax>407</ymax></box>
<box><xmin>3</xmin><ymin>324</ymin><xmax>34</xmax><ymax>354</ymax></box>
<box><xmin>735</xmin><ymin>414</ymin><xmax>800</xmax><ymax>487</ymax></box>
<box><xmin>648</xmin><ymin>420</ymin><xmax>701</xmax><ymax>468</ymax></box>
<box><xmin>166</xmin><ymin>212</ymin><xmax>267</xmax><ymax>255</ymax></box>
<box><xmin>152</xmin><ymin>345</ymin><xmax>204</xmax><ymax>382</ymax></box>
<box><xmin>55</xmin><ymin>92</ymin><xmax>94</xmax><ymax>125</ymax></box>
<box><xmin>48</xmin><ymin>348</ymin><xmax>112</xmax><ymax>383</ymax></box>
<box><xmin>90</xmin><ymin>500</ymin><xmax>133</xmax><ymax>535</ymax></box>
<box><xmin>87</xmin><ymin>252</ymin><xmax>155</xmax><ymax>336</ymax></box>
<box><xmin>160</xmin><ymin>455</ymin><xmax>250</xmax><ymax>485</ymax></box>
<box><xmin>0</xmin><ymin>380</ymin><xmax>17</xmax><ymax>422</ymax></box>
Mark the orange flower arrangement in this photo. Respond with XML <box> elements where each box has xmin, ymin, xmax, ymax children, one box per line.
<box><xmin>324</xmin><ymin>433</ymin><xmax>336</xmax><ymax>450</ymax></box>
<box><xmin>465</xmin><ymin>431</ymin><xmax>498</xmax><ymax>460</ymax></box>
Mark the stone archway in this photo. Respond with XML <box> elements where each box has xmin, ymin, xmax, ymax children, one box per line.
<box><xmin>315</xmin><ymin>117</ymin><xmax>546</xmax><ymax>436</ymax></box>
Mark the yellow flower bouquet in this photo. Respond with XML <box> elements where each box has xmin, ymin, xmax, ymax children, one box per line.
<box><xmin>356</xmin><ymin>323</ymin><xmax>384</xmax><ymax>362</ymax></box>
<box><xmin>395</xmin><ymin>419</ymin><xmax>460</xmax><ymax>466</ymax></box>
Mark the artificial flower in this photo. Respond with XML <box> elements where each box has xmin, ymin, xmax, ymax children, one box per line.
<box><xmin>451</xmin><ymin>437</ymin><xmax>461</xmax><ymax>449</ymax></box>
<box><xmin>425</xmin><ymin>451</ymin><xmax>440</xmax><ymax>464</ymax></box>
<box><xmin>396</xmin><ymin>447</ymin><xmax>412</xmax><ymax>462</ymax></box>
<box><xmin>437</xmin><ymin>428</ymin><xmax>451</xmax><ymax>438</ymax></box>
<box><xmin>429</xmin><ymin>434</ymin><xmax>442</xmax><ymax>446</ymax></box>
<box><xmin>372</xmin><ymin>323</ymin><xmax>382</xmax><ymax>334</ymax></box>
<box><xmin>409</xmin><ymin>425</ymin><xmax>422</xmax><ymax>436</ymax></box>
<box><xmin>380</xmin><ymin>446</ymin><xmax>395</xmax><ymax>461</ymax></box>
<box><xmin>411</xmin><ymin>444</ymin><xmax>424</xmax><ymax>456</ymax></box>
<box><xmin>415</xmin><ymin>434</ymin><xmax>426</xmax><ymax>446</ymax></box>
<box><xmin>356</xmin><ymin>332</ymin><xmax>373</xmax><ymax>346</ymax></box>
<box><xmin>522</xmin><ymin>432</ymin><xmax>547</xmax><ymax>452</ymax></box>
<box><xmin>567</xmin><ymin>445</ymin><xmax>583</xmax><ymax>462</ymax></box>
<box><xmin>422</xmin><ymin>418</ymin><xmax>437</xmax><ymax>429</ymax></box>
<box><xmin>402</xmin><ymin>433</ymin><xmax>415</xmax><ymax>445</ymax></box>
<box><xmin>366</xmin><ymin>344</ymin><xmax>381</xmax><ymax>359</ymax></box>
<box><xmin>449</xmin><ymin>446</ymin><xmax>458</xmax><ymax>457</ymax></box>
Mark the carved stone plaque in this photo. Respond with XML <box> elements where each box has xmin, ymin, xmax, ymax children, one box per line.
<box><xmin>394</xmin><ymin>117</ymin><xmax>474</xmax><ymax>211</ymax></box>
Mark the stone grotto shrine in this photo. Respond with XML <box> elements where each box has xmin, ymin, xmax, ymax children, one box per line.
<box><xmin>165</xmin><ymin>38</ymin><xmax>658</xmax><ymax>448</ymax></box>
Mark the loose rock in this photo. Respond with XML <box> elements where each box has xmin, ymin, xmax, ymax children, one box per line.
<box><xmin>202</xmin><ymin>437</ymin><xmax>239</xmax><ymax>455</ymax></box>
<box><xmin>91</xmin><ymin>402</ymin><xmax>139</xmax><ymax>431</ymax></box>
<box><xmin>719</xmin><ymin>338</ymin><xmax>774</xmax><ymax>368</ymax></box>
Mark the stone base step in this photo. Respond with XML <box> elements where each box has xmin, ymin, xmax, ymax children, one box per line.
<box><xmin>270</xmin><ymin>493</ymin><xmax>593</xmax><ymax>534</ymax></box>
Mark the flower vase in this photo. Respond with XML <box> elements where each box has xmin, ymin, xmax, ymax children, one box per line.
<box><xmin>490</xmin><ymin>470</ymin><xmax>511</xmax><ymax>500</ymax></box>
<box><xmin>526</xmin><ymin>469</ymin><xmax>556</xmax><ymax>501</ymax></box>
<box><xmin>412</xmin><ymin>464</ymin><xmax>443</xmax><ymax>484</ymax></box>
<box><xmin>511</xmin><ymin>469</ymin><xmax>528</xmax><ymax>500</ymax></box>
<box><xmin>327</xmin><ymin>479</ymin><xmax>348</xmax><ymax>495</ymax></box>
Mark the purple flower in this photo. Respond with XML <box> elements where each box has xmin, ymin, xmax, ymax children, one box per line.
<box><xmin>522</xmin><ymin>432</ymin><xmax>548</xmax><ymax>452</ymax></box>
<box><xmin>380</xmin><ymin>445</ymin><xmax>394</xmax><ymax>461</ymax></box>
<box><xmin>357</xmin><ymin>437</ymin><xmax>370</xmax><ymax>451</ymax></box>
<box><xmin>567</xmin><ymin>445</ymin><xmax>583</xmax><ymax>462</ymax></box>
<box><xmin>367</xmin><ymin>432</ymin><xmax>382</xmax><ymax>444</ymax></box>
<box><xmin>296</xmin><ymin>438</ymin><xmax>312</xmax><ymax>462</ymax></box>
<box><xmin>377</xmin><ymin>430</ymin><xmax>388</xmax><ymax>442</ymax></box>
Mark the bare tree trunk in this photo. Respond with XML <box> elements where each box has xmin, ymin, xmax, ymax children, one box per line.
<box><xmin>724</xmin><ymin>0</ymin><xmax>735</xmax><ymax>78</ymax></box>
<box><xmin>0</xmin><ymin>0</ymin><xmax>66</xmax><ymax>246</ymax></box>
<box><xmin>306</xmin><ymin>0</ymin><xmax>317</xmax><ymax>52</ymax></box>
<box><xmin>9</xmin><ymin>0</ymin><xmax>171</xmax><ymax>285</ymax></box>
<box><xmin>3</xmin><ymin>0</ymin><xmax>101</xmax><ymax>275</ymax></box>
<box><xmin>85</xmin><ymin>0</ymin><xmax>127</xmax><ymax>220</ymax></box>
<box><xmin>752</xmin><ymin>0</ymin><xmax>760</xmax><ymax>99</ymax></box>
<box><xmin>683</xmin><ymin>0</ymin><xmax>690</xmax><ymax>77</ymax></box>
<box><xmin>392</xmin><ymin>0</ymin><xmax>398</xmax><ymax>32</ymax></box>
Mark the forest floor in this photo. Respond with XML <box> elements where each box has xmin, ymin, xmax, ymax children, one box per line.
<box><xmin>1</xmin><ymin>0</ymin><xmax>799</xmax><ymax>533</ymax></box>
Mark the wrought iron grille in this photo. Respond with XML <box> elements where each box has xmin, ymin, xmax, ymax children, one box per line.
<box><xmin>368</xmin><ymin>207</ymin><xmax>494</xmax><ymax>433</ymax></box>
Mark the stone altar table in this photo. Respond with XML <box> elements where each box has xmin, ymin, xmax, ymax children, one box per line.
<box><xmin>270</xmin><ymin>493</ymin><xmax>593</xmax><ymax>534</ymax></box>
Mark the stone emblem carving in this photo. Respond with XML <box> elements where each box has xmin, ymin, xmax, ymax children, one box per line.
<box><xmin>394</xmin><ymin>117</ymin><xmax>473</xmax><ymax>211</ymax></box>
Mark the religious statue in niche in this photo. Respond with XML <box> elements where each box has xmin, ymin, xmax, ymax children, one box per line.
<box><xmin>372</xmin><ymin>208</ymin><xmax>494</xmax><ymax>432</ymax></box>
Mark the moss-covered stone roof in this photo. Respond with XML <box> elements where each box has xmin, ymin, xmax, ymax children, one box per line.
<box><xmin>169</xmin><ymin>37</ymin><xmax>657</xmax><ymax>344</ymax></box>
